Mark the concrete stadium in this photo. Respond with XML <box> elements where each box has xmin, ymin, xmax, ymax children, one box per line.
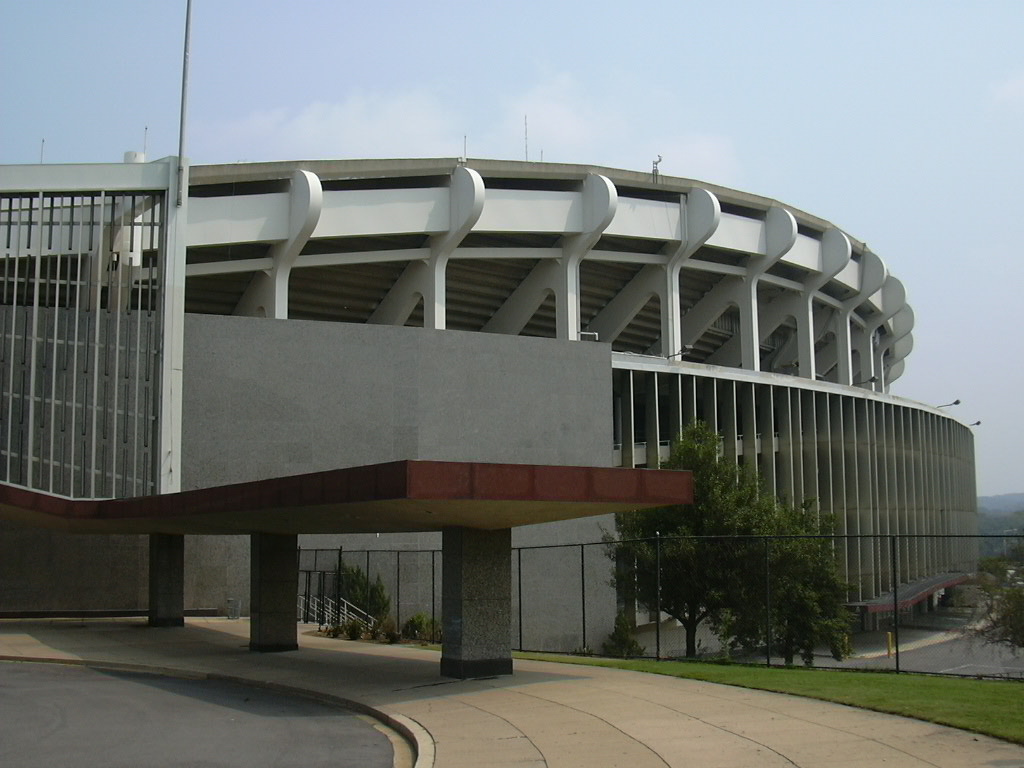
<box><xmin>0</xmin><ymin>155</ymin><xmax>976</xmax><ymax>665</ymax></box>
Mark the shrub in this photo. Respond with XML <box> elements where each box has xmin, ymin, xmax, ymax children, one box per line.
<box><xmin>602</xmin><ymin>612</ymin><xmax>646</xmax><ymax>658</ymax></box>
<box><xmin>377</xmin><ymin>615</ymin><xmax>400</xmax><ymax>644</ymax></box>
<box><xmin>401</xmin><ymin>612</ymin><xmax>440</xmax><ymax>642</ymax></box>
<box><xmin>344</xmin><ymin>618</ymin><xmax>364</xmax><ymax>641</ymax></box>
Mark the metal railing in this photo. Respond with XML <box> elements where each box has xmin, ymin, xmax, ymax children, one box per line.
<box><xmin>297</xmin><ymin>594</ymin><xmax>373</xmax><ymax>629</ymax></box>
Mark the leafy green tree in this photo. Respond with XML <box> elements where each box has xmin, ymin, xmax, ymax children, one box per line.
<box><xmin>977</xmin><ymin>587</ymin><xmax>1024</xmax><ymax>650</ymax></box>
<box><xmin>339</xmin><ymin>563</ymin><xmax>391</xmax><ymax>621</ymax></box>
<box><xmin>613</xmin><ymin>421</ymin><xmax>850</xmax><ymax>663</ymax></box>
<box><xmin>729</xmin><ymin>503</ymin><xmax>852</xmax><ymax>665</ymax></box>
<box><xmin>974</xmin><ymin>557</ymin><xmax>1024</xmax><ymax>651</ymax></box>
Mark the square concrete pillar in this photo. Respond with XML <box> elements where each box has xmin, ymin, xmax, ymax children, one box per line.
<box><xmin>250</xmin><ymin>533</ymin><xmax>298</xmax><ymax>652</ymax></box>
<box><xmin>148</xmin><ymin>534</ymin><xmax>184</xmax><ymax>627</ymax></box>
<box><xmin>441</xmin><ymin>527</ymin><xmax>512</xmax><ymax>678</ymax></box>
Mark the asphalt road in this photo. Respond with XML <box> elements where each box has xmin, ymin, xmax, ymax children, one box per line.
<box><xmin>0</xmin><ymin>661</ymin><xmax>394</xmax><ymax>768</ymax></box>
<box><xmin>848</xmin><ymin>633</ymin><xmax>1024</xmax><ymax>677</ymax></box>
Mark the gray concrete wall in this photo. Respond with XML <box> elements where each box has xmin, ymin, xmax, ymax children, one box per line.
<box><xmin>0</xmin><ymin>521</ymin><xmax>148</xmax><ymax>614</ymax></box>
<box><xmin>0</xmin><ymin>522</ymin><xmax>249</xmax><ymax>616</ymax></box>
<box><xmin>180</xmin><ymin>314</ymin><xmax>613</xmax><ymax>488</ymax></box>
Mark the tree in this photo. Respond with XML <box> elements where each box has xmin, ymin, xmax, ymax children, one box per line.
<box><xmin>733</xmin><ymin>503</ymin><xmax>852</xmax><ymax>665</ymax></box>
<box><xmin>974</xmin><ymin>555</ymin><xmax>1024</xmax><ymax>652</ymax></box>
<box><xmin>612</xmin><ymin>421</ymin><xmax>850</xmax><ymax>663</ymax></box>
<box><xmin>977</xmin><ymin>587</ymin><xmax>1024</xmax><ymax>650</ymax></box>
<box><xmin>339</xmin><ymin>563</ymin><xmax>391</xmax><ymax>621</ymax></box>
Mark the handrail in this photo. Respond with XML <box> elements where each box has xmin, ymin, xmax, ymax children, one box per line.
<box><xmin>296</xmin><ymin>594</ymin><xmax>374</xmax><ymax>628</ymax></box>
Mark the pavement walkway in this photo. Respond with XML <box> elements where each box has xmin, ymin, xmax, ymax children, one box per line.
<box><xmin>1</xmin><ymin>617</ymin><xmax>1022</xmax><ymax>768</ymax></box>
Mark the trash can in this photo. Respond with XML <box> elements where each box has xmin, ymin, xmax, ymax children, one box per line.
<box><xmin>226</xmin><ymin>598</ymin><xmax>240</xmax><ymax>620</ymax></box>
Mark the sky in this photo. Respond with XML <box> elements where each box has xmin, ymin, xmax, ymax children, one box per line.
<box><xmin>1</xmin><ymin>0</ymin><xmax>1022</xmax><ymax>495</ymax></box>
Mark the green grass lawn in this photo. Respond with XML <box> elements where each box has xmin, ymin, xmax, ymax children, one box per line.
<box><xmin>516</xmin><ymin>653</ymin><xmax>1024</xmax><ymax>744</ymax></box>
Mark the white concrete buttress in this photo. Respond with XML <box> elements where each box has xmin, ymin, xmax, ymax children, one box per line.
<box><xmin>368</xmin><ymin>166</ymin><xmax>484</xmax><ymax>328</ymax></box>
<box><xmin>884</xmin><ymin>334</ymin><xmax>914</xmax><ymax>387</ymax></box>
<box><xmin>557</xmin><ymin>174</ymin><xmax>617</xmax><ymax>340</ymax></box>
<box><xmin>234</xmin><ymin>170</ymin><xmax>323</xmax><ymax>319</ymax></box>
<box><xmin>887</xmin><ymin>356</ymin><xmax>907</xmax><ymax>385</ymax></box>
<box><xmin>877</xmin><ymin>305</ymin><xmax>914</xmax><ymax>389</ymax></box>
<box><xmin>854</xmin><ymin>276</ymin><xmax>906</xmax><ymax>389</ymax></box>
<box><xmin>482</xmin><ymin>174</ymin><xmax>615</xmax><ymax>339</ymax></box>
<box><xmin>587</xmin><ymin>188</ymin><xmax>719</xmax><ymax>353</ymax></box>
<box><xmin>708</xmin><ymin>226</ymin><xmax>850</xmax><ymax>376</ymax></box>
<box><xmin>685</xmin><ymin>206</ymin><xmax>796</xmax><ymax>371</ymax></box>
<box><xmin>829</xmin><ymin>250</ymin><xmax>886</xmax><ymax>385</ymax></box>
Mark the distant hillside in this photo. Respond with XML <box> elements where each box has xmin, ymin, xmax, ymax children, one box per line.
<box><xmin>978</xmin><ymin>493</ymin><xmax>1024</xmax><ymax>516</ymax></box>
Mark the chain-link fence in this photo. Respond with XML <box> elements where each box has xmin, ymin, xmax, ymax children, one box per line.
<box><xmin>299</xmin><ymin>535</ymin><xmax>1024</xmax><ymax>680</ymax></box>
<box><xmin>298</xmin><ymin>548</ymin><xmax>441</xmax><ymax>638</ymax></box>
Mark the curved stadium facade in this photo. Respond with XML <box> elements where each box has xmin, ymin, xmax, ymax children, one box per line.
<box><xmin>0</xmin><ymin>156</ymin><xmax>976</xmax><ymax>643</ymax></box>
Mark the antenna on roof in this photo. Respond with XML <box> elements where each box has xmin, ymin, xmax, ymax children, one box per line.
<box><xmin>39</xmin><ymin>138</ymin><xmax>45</xmax><ymax>164</ymax></box>
<box><xmin>143</xmin><ymin>125</ymin><xmax>148</xmax><ymax>157</ymax></box>
<box><xmin>524</xmin><ymin>114</ymin><xmax>528</xmax><ymax>161</ymax></box>
<box><xmin>652</xmin><ymin>155</ymin><xmax>662</xmax><ymax>183</ymax></box>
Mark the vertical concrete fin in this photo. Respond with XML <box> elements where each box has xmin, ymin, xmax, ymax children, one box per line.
<box><xmin>234</xmin><ymin>170</ymin><xmax>323</xmax><ymax>319</ymax></box>
<box><xmin>655</xmin><ymin>187</ymin><xmax>720</xmax><ymax>356</ymax></box>
<box><xmin>793</xmin><ymin>227</ymin><xmax>851</xmax><ymax>379</ymax></box>
<box><xmin>834</xmin><ymin>249</ymin><xmax>887</xmax><ymax>385</ymax></box>
<box><xmin>557</xmin><ymin>174</ymin><xmax>617</xmax><ymax>340</ymax></box>
<box><xmin>374</xmin><ymin>166</ymin><xmax>485</xmax><ymax>330</ymax></box>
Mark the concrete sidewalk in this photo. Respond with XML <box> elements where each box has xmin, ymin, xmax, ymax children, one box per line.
<box><xmin>1</xmin><ymin>618</ymin><xmax>1022</xmax><ymax>768</ymax></box>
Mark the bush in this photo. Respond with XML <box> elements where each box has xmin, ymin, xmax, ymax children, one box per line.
<box><xmin>602</xmin><ymin>612</ymin><xmax>646</xmax><ymax>658</ymax></box>
<box><xmin>377</xmin><ymin>615</ymin><xmax>400</xmax><ymax>644</ymax></box>
<box><xmin>401</xmin><ymin>612</ymin><xmax>440</xmax><ymax>642</ymax></box>
<box><xmin>324</xmin><ymin>617</ymin><xmax>365</xmax><ymax>640</ymax></box>
<box><xmin>344</xmin><ymin>618</ymin><xmax>364</xmax><ymax>641</ymax></box>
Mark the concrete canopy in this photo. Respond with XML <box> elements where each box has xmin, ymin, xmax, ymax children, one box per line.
<box><xmin>0</xmin><ymin>460</ymin><xmax>693</xmax><ymax>536</ymax></box>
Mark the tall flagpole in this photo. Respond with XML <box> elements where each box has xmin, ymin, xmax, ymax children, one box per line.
<box><xmin>176</xmin><ymin>0</ymin><xmax>193</xmax><ymax>207</ymax></box>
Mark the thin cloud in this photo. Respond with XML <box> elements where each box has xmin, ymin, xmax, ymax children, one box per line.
<box><xmin>191</xmin><ymin>75</ymin><xmax>743</xmax><ymax>185</ymax></box>
<box><xmin>990</xmin><ymin>72</ymin><xmax>1024</xmax><ymax>108</ymax></box>
<box><xmin>194</xmin><ymin>90</ymin><xmax>462</xmax><ymax>163</ymax></box>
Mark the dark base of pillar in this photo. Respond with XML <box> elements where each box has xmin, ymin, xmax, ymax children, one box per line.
<box><xmin>148</xmin><ymin>617</ymin><xmax>185</xmax><ymax>628</ymax></box>
<box><xmin>440</xmin><ymin>657</ymin><xmax>513</xmax><ymax>679</ymax></box>
<box><xmin>249</xmin><ymin>642</ymin><xmax>298</xmax><ymax>653</ymax></box>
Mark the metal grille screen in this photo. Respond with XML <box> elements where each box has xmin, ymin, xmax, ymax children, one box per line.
<box><xmin>0</xmin><ymin>191</ymin><xmax>164</xmax><ymax>498</ymax></box>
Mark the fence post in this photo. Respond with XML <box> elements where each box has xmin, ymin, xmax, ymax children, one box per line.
<box><xmin>430</xmin><ymin>550</ymin><xmax>437</xmax><ymax>644</ymax></box>
<box><xmin>517</xmin><ymin>547</ymin><xmax>523</xmax><ymax>651</ymax></box>
<box><xmin>318</xmin><ymin>571</ymin><xmax>325</xmax><ymax>626</ymax></box>
<box><xmin>303</xmin><ymin>570</ymin><xmax>312</xmax><ymax>624</ymax></box>
<box><xmin>891</xmin><ymin>535</ymin><xmax>900</xmax><ymax>674</ymax></box>
<box><xmin>764</xmin><ymin>536</ymin><xmax>772</xmax><ymax>667</ymax></box>
<box><xmin>336</xmin><ymin>547</ymin><xmax>343</xmax><ymax>623</ymax></box>
<box><xmin>580</xmin><ymin>544</ymin><xmax>587</xmax><ymax>652</ymax></box>
<box><xmin>655</xmin><ymin>531</ymin><xmax>662</xmax><ymax>661</ymax></box>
